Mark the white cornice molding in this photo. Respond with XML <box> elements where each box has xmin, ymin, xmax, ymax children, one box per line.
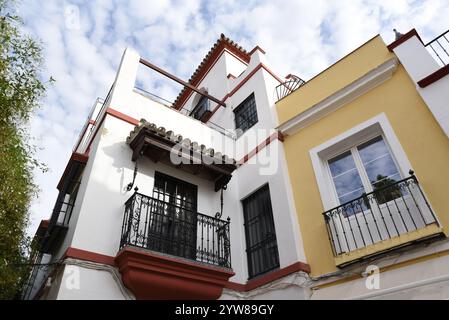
<box><xmin>277</xmin><ymin>58</ymin><xmax>399</xmax><ymax>136</ymax></box>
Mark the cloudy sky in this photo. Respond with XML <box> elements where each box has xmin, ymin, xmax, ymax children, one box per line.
<box><xmin>17</xmin><ymin>0</ymin><xmax>449</xmax><ymax>236</ymax></box>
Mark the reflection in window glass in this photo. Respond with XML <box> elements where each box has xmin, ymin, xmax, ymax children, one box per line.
<box><xmin>328</xmin><ymin>151</ymin><xmax>365</xmax><ymax>207</ymax></box>
<box><xmin>327</xmin><ymin>135</ymin><xmax>403</xmax><ymax>215</ymax></box>
<box><xmin>357</xmin><ymin>136</ymin><xmax>401</xmax><ymax>189</ymax></box>
<box><xmin>358</xmin><ymin>136</ymin><xmax>402</xmax><ymax>204</ymax></box>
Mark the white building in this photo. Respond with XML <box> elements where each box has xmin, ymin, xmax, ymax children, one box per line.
<box><xmin>24</xmin><ymin>35</ymin><xmax>310</xmax><ymax>300</ymax></box>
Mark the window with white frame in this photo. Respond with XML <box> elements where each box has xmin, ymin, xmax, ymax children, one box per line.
<box><xmin>326</xmin><ymin>135</ymin><xmax>402</xmax><ymax>215</ymax></box>
<box><xmin>311</xmin><ymin>115</ymin><xmax>439</xmax><ymax>255</ymax></box>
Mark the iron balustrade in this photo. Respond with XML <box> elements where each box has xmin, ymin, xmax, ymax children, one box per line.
<box><xmin>426</xmin><ymin>29</ymin><xmax>449</xmax><ymax>66</ymax></box>
<box><xmin>120</xmin><ymin>191</ymin><xmax>232</xmax><ymax>268</ymax></box>
<box><xmin>56</xmin><ymin>198</ymin><xmax>75</xmax><ymax>226</ymax></box>
<box><xmin>323</xmin><ymin>172</ymin><xmax>440</xmax><ymax>257</ymax></box>
<box><xmin>22</xmin><ymin>262</ymin><xmax>55</xmax><ymax>300</ymax></box>
<box><xmin>275</xmin><ymin>75</ymin><xmax>306</xmax><ymax>101</ymax></box>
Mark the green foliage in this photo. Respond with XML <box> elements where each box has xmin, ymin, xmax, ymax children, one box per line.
<box><xmin>373</xmin><ymin>174</ymin><xmax>401</xmax><ymax>205</ymax></box>
<box><xmin>0</xmin><ymin>0</ymin><xmax>49</xmax><ymax>299</ymax></box>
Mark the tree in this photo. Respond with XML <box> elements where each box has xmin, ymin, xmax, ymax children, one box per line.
<box><xmin>372</xmin><ymin>174</ymin><xmax>401</xmax><ymax>205</ymax></box>
<box><xmin>0</xmin><ymin>0</ymin><xmax>49</xmax><ymax>299</ymax></box>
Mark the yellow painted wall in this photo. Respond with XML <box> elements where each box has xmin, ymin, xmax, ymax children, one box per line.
<box><xmin>277</xmin><ymin>36</ymin><xmax>394</xmax><ymax>124</ymax></box>
<box><xmin>277</xmin><ymin>38</ymin><xmax>449</xmax><ymax>277</ymax></box>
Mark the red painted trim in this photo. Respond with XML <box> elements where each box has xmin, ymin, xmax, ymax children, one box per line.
<box><xmin>227</xmin><ymin>63</ymin><xmax>283</xmax><ymax>99</ymax></box>
<box><xmin>33</xmin><ymin>219</ymin><xmax>50</xmax><ymax>239</ymax></box>
<box><xmin>118</xmin><ymin>247</ymin><xmax>234</xmax><ymax>275</ymax></box>
<box><xmin>57</xmin><ymin>152</ymin><xmax>89</xmax><ymax>190</ymax></box>
<box><xmin>227</xmin><ymin>73</ymin><xmax>236</xmax><ymax>79</ymax></box>
<box><xmin>115</xmin><ymin>247</ymin><xmax>235</xmax><ymax>299</ymax></box>
<box><xmin>174</xmin><ymin>45</ymin><xmax>250</xmax><ymax>110</ymax></box>
<box><xmin>78</xmin><ymin>105</ymin><xmax>282</xmax><ymax>173</ymax></box>
<box><xmin>72</xmin><ymin>153</ymin><xmax>89</xmax><ymax>163</ymax></box>
<box><xmin>226</xmin><ymin>261</ymin><xmax>311</xmax><ymax>292</ymax></box>
<box><xmin>387</xmin><ymin>29</ymin><xmax>424</xmax><ymax>52</ymax></box>
<box><xmin>57</xmin><ymin>247</ymin><xmax>309</xmax><ymax>296</ymax></box>
<box><xmin>106</xmin><ymin>108</ymin><xmax>140</xmax><ymax>126</ymax></box>
<box><xmin>237</xmin><ymin>132</ymin><xmax>284</xmax><ymax>166</ymax></box>
<box><xmin>88</xmin><ymin>119</ymin><xmax>96</xmax><ymax>125</ymax></box>
<box><xmin>40</xmin><ymin>219</ymin><xmax>49</xmax><ymax>229</ymax></box>
<box><xmin>226</xmin><ymin>281</ymin><xmax>246</xmax><ymax>291</ymax></box>
<box><xmin>175</xmin><ymin>49</ymin><xmax>249</xmax><ymax>110</ymax></box>
<box><xmin>81</xmin><ymin>107</ymin><xmax>139</xmax><ymax>158</ymax></box>
<box><xmin>249</xmin><ymin>45</ymin><xmax>266</xmax><ymax>55</ymax></box>
<box><xmin>418</xmin><ymin>64</ymin><xmax>449</xmax><ymax>88</ymax></box>
<box><xmin>63</xmin><ymin>247</ymin><xmax>115</xmax><ymax>266</ymax></box>
<box><xmin>206</xmin><ymin>63</ymin><xmax>284</xmax><ymax>122</ymax></box>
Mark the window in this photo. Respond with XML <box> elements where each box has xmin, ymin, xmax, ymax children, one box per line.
<box><xmin>234</xmin><ymin>93</ymin><xmax>258</xmax><ymax>134</ymax></box>
<box><xmin>149</xmin><ymin>172</ymin><xmax>198</xmax><ymax>259</ymax></box>
<box><xmin>327</xmin><ymin>135</ymin><xmax>402</xmax><ymax>215</ymax></box>
<box><xmin>190</xmin><ymin>96</ymin><xmax>210</xmax><ymax>121</ymax></box>
<box><xmin>242</xmin><ymin>184</ymin><xmax>280</xmax><ymax>279</ymax></box>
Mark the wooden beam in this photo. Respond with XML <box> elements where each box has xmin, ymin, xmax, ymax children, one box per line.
<box><xmin>139</xmin><ymin>58</ymin><xmax>226</xmax><ymax>108</ymax></box>
<box><xmin>131</xmin><ymin>135</ymin><xmax>145</xmax><ymax>162</ymax></box>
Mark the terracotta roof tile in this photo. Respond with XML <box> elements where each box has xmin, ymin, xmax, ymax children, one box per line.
<box><xmin>127</xmin><ymin>119</ymin><xmax>237</xmax><ymax>165</ymax></box>
<box><xmin>172</xmin><ymin>34</ymin><xmax>250</xmax><ymax>110</ymax></box>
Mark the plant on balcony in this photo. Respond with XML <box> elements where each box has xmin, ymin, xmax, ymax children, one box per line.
<box><xmin>372</xmin><ymin>174</ymin><xmax>402</xmax><ymax>205</ymax></box>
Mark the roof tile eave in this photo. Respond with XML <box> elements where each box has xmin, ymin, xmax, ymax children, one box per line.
<box><xmin>172</xmin><ymin>34</ymin><xmax>251</xmax><ymax>110</ymax></box>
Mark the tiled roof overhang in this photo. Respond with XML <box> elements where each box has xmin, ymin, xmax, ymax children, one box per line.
<box><xmin>127</xmin><ymin>119</ymin><xmax>237</xmax><ymax>191</ymax></box>
<box><xmin>172</xmin><ymin>34</ymin><xmax>250</xmax><ymax>110</ymax></box>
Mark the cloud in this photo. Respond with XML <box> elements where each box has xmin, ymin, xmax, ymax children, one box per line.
<box><xmin>18</xmin><ymin>0</ymin><xmax>449</xmax><ymax>236</ymax></box>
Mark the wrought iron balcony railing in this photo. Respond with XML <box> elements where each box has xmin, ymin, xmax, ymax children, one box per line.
<box><xmin>120</xmin><ymin>191</ymin><xmax>232</xmax><ymax>268</ymax></box>
<box><xmin>275</xmin><ymin>75</ymin><xmax>306</xmax><ymax>101</ymax></box>
<box><xmin>426</xmin><ymin>29</ymin><xmax>449</xmax><ymax>66</ymax></box>
<box><xmin>323</xmin><ymin>172</ymin><xmax>440</xmax><ymax>257</ymax></box>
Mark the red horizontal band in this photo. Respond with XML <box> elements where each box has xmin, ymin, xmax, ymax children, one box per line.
<box><xmin>226</xmin><ymin>261</ymin><xmax>311</xmax><ymax>292</ymax></box>
<box><xmin>387</xmin><ymin>29</ymin><xmax>423</xmax><ymax>52</ymax></box>
<box><xmin>418</xmin><ymin>64</ymin><xmax>449</xmax><ymax>88</ymax></box>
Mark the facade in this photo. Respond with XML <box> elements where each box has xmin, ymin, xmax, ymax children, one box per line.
<box><xmin>276</xmin><ymin>29</ymin><xmax>449</xmax><ymax>299</ymax></box>
<box><xmin>24</xmin><ymin>35</ymin><xmax>310</xmax><ymax>300</ymax></box>
<box><xmin>23</xmin><ymin>28</ymin><xmax>449</xmax><ymax>300</ymax></box>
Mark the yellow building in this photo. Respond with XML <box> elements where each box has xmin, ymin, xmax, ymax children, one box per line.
<box><xmin>276</xmin><ymin>29</ymin><xmax>449</xmax><ymax>299</ymax></box>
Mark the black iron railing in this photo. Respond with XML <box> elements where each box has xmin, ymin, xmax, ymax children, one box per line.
<box><xmin>21</xmin><ymin>263</ymin><xmax>55</xmax><ymax>300</ymax></box>
<box><xmin>323</xmin><ymin>172</ymin><xmax>440</xmax><ymax>257</ymax></box>
<box><xmin>120</xmin><ymin>191</ymin><xmax>232</xmax><ymax>268</ymax></box>
<box><xmin>426</xmin><ymin>29</ymin><xmax>449</xmax><ymax>66</ymax></box>
<box><xmin>275</xmin><ymin>75</ymin><xmax>306</xmax><ymax>101</ymax></box>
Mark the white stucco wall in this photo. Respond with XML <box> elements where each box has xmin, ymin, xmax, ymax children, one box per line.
<box><xmin>47</xmin><ymin>44</ymin><xmax>307</xmax><ymax>299</ymax></box>
<box><xmin>392</xmin><ymin>35</ymin><xmax>449</xmax><ymax>138</ymax></box>
<box><xmin>55</xmin><ymin>264</ymin><xmax>131</xmax><ymax>300</ymax></box>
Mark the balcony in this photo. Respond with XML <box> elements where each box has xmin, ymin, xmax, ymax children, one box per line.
<box><xmin>323</xmin><ymin>172</ymin><xmax>443</xmax><ymax>267</ymax></box>
<box><xmin>115</xmin><ymin>191</ymin><xmax>234</xmax><ymax>299</ymax></box>
<box><xmin>426</xmin><ymin>29</ymin><xmax>449</xmax><ymax>66</ymax></box>
<box><xmin>275</xmin><ymin>74</ymin><xmax>306</xmax><ymax>101</ymax></box>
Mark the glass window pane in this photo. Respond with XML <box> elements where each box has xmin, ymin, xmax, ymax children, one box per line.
<box><xmin>234</xmin><ymin>93</ymin><xmax>258</xmax><ymax>134</ymax></box>
<box><xmin>328</xmin><ymin>151</ymin><xmax>365</xmax><ymax>207</ymax></box>
<box><xmin>357</xmin><ymin>136</ymin><xmax>401</xmax><ymax>189</ymax></box>
<box><xmin>329</xmin><ymin>151</ymin><xmax>357</xmax><ymax>177</ymax></box>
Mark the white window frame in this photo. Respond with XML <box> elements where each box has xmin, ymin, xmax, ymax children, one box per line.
<box><xmin>310</xmin><ymin>113</ymin><xmax>413</xmax><ymax>212</ymax></box>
